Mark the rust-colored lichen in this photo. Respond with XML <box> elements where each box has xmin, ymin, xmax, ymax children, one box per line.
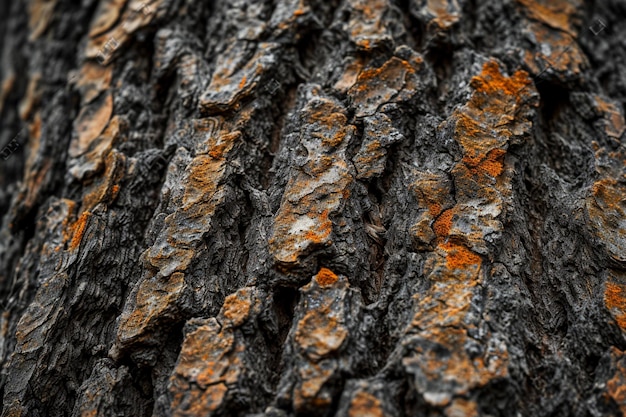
<box><xmin>428</xmin><ymin>202</ymin><xmax>442</xmax><ymax>217</ymax></box>
<box><xmin>605</xmin><ymin>278</ymin><xmax>626</xmax><ymax>329</ymax></box>
<box><xmin>69</xmin><ymin>211</ymin><xmax>92</xmax><ymax>250</ymax></box>
<box><xmin>433</xmin><ymin>209</ymin><xmax>454</xmax><ymax>238</ymax></box>
<box><xmin>463</xmin><ymin>148</ymin><xmax>506</xmax><ymax>178</ymax></box>
<box><xmin>404</xmin><ymin>59</ymin><xmax>533</xmax><ymax>411</ymax></box>
<box><xmin>470</xmin><ymin>61</ymin><xmax>530</xmax><ymax>98</ymax></box>
<box><xmin>439</xmin><ymin>242</ymin><xmax>482</xmax><ymax>271</ymax></box>
<box><xmin>316</xmin><ymin>268</ymin><xmax>339</xmax><ymax>287</ymax></box>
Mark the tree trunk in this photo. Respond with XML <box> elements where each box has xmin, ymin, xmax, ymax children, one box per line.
<box><xmin>1</xmin><ymin>0</ymin><xmax>626</xmax><ymax>415</ymax></box>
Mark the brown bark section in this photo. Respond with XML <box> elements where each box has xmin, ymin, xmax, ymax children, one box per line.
<box><xmin>1</xmin><ymin>0</ymin><xmax>626</xmax><ymax>416</ymax></box>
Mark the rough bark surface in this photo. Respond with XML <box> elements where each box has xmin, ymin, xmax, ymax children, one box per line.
<box><xmin>1</xmin><ymin>0</ymin><xmax>626</xmax><ymax>416</ymax></box>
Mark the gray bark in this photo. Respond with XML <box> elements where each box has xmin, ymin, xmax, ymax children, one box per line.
<box><xmin>1</xmin><ymin>0</ymin><xmax>626</xmax><ymax>416</ymax></box>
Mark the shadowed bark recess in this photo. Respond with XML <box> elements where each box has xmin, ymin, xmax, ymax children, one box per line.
<box><xmin>1</xmin><ymin>0</ymin><xmax>626</xmax><ymax>416</ymax></box>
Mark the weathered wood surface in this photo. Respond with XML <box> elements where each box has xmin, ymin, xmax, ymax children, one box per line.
<box><xmin>1</xmin><ymin>0</ymin><xmax>626</xmax><ymax>415</ymax></box>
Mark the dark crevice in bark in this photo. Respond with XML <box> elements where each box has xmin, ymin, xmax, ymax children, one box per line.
<box><xmin>363</xmin><ymin>181</ymin><xmax>386</xmax><ymax>304</ymax></box>
<box><xmin>266</xmin><ymin>285</ymin><xmax>299</xmax><ymax>390</ymax></box>
<box><xmin>259</xmin><ymin>83</ymin><xmax>299</xmax><ymax>190</ymax></box>
<box><xmin>424</xmin><ymin>44</ymin><xmax>455</xmax><ymax>115</ymax></box>
<box><xmin>392</xmin><ymin>0</ymin><xmax>423</xmax><ymax>51</ymax></box>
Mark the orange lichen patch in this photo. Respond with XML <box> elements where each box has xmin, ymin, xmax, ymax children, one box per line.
<box><xmin>438</xmin><ymin>242</ymin><xmax>482</xmax><ymax>271</ymax></box>
<box><xmin>433</xmin><ymin>208</ymin><xmax>454</xmax><ymax>238</ymax></box>
<box><xmin>322</xmin><ymin>124</ymin><xmax>348</xmax><ymax>148</ymax></box>
<box><xmin>303</xmin><ymin>99</ymin><xmax>349</xmax><ymax>131</ymax></box>
<box><xmin>453</xmin><ymin>114</ymin><xmax>486</xmax><ymax>147</ymax></box>
<box><xmin>207</xmin><ymin>133</ymin><xmax>236</xmax><ymax>160</ymax></box>
<box><xmin>303</xmin><ymin>209</ymin><xmax>333</xmax><ymax>243</ymax></box>
<box><xmin>316</xmin><ymin>268</ymin><xmax>339</xmax><ymax>287</ymax></box>
<box><xmin>479</xmin><ymin>149</ymin><xmax>506</xmax><ymax>177</ymax></box>
<box><xmin>403</xmin><ymin>59</ymin><xmax>533</xmax><ymax>408</ymax></box>
<box><xmin>470</xmin><ymin>61</ymin><xmax>531</xmax><ymax>100</ymax></box>
<box><xmin>605</xmin><ymin>281</ymin><xmax>626</xmax><ymax>329</ymax></box>
<box><xmin>88</xmin><ymin>0</ymin><xmax>127</xmax><ymax>38</ymax></box>
<box><xmin>182</xmin><ymin>150</ymin><xmax>232</xmax><ymax>210</ymax></box>
<box><xmin>55</xmin><ymin>200</ymin><xmax>78</xmax><ymax>244</ymax></box>
<box><xmin>238</xmin><ymin>75</ymin><xmax>247</xmax><ymax>89</ymax></box>
<box><xmin>71</xmin><ymin>92</ymin><xmax>113</xmax><ymax>158</ymax></box>
<box><xmin>348</xmin><ymin>391</ymin><xmax>385</xmax><ymax>417</ymax></box>
<box><xmin>183</xmin><ymin>155</ymin><xmax>223</xmax><ymax>192</ymax></box>
<box><xmin>353</xmin><ymin>140</ymin><xmax>385</xmax><ymax>178</ymax></box>
<box><xmin>69</xmin><ymin>211</ymin><xmax>91</xmax><ymax>250</ymax></box>
<box><xmin>463</xmin><ymin>148</ymin><xmax>506</xmax><ymax>178</ymax></box>
<box><xmin>220</xmin><ymin>288</ymin><xmax>255</xmax><ymax>327</ymax></box>
<box><xmin>129</xmin><ymin>125</ymin><xmax>238</xmax><ymax>343</ymax></box>
<box><xmin>410</xmin><ymin>171</ymin><xmax>455</xmax><ymax>249</ymax></box>
<box><xmin>516</xmin><ymin>0</ymin><xmax>580</xmax><ymax>35</ymax></box>
<box><xmin>411</xmin><ymin>282</ymin><xmax>473</xmax><ymax>329</ymax></box>
<box><xmin>28</xmin><ymin>0</ymin><xmax>58</xmax><ymax>40</ymax></box>
<box><xmin>428</xmin><ymin>202</ymin><xmax>442</xmax><ymax>217</ymax></box>
<box><xmin>18</xmin><ymin>73</ymin><xmax>41</xmax><ymax>121</ymax></box>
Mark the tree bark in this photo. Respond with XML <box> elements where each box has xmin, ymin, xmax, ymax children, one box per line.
<box><xmin>1</xmin><ymin>0</ymin><xmax>626</xmax><ymax>415</ymax></box>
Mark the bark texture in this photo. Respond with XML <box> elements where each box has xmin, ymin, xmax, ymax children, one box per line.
<box><xmin>1</xmin><ymin>0</ymin><xmax>626</xmax><ymax>416</ymax></box>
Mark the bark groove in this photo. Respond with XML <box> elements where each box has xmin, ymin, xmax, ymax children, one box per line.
<box><xmin>1</xmin><ymin>0</ymin><xmax>626</xmax><ymax>416</ymax></box>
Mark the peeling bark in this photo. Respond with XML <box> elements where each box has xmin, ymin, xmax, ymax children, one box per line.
<box><xmin>1</xmin><ymin>0</ymin><xmax>626</xmax><ymax>416</ymax></box>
